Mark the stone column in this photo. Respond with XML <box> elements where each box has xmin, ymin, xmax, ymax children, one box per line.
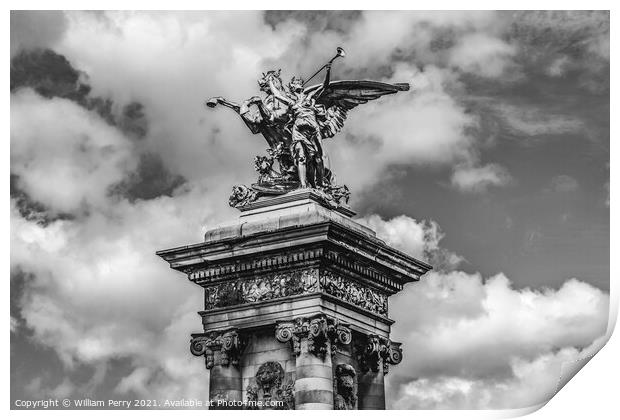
<box><xmin>190</xmin><ymin>329</ymin><xmax>244</xmax><ymax>409</ymax></box>
<box><xmin>277</xmin><ymin>315</ymin><xmax>351</xmax><ymax>409</ymax></box>
<box><xmin>357</xmin><ymin>369</ymin><xmax>385</xmax><ymax>409</ymax></box>
<box><xmin>356</xmin><ymin>335</ymin><xmax>402</xmax><ymax>409</ymax></box>
<box><xmin>294</xmin><ymin>335</ymin><xmax>334</xmax><ymax>409</ymax></box>
<box><xmin>209</xmin><ymin>364</ymin><xmax>242</xmax><ymax>409</ymax></box>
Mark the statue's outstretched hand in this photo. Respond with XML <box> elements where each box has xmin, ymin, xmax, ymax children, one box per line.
<box><xmin>205</xmin><ymin>97</ymin><xmax>220</xmax><ymax>108</ymax></box>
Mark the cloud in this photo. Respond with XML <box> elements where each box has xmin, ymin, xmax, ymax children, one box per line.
<box><xmin>508</xmin><ymin>11</ymin><xmax>609</xmax><ymax>92</ymax></box>
<box><xmin>356</xmin><ymin>214</ymin><xmax>463</xmax><ymax>270</ymax></box>
<box><xmin>448</xmin><ymin>33</ymin><xmax>517</xmax><ymax>78</ymax></box>
<box><xmin>329</xmin><ymin>64</ymin><xmax>477</xmax><ymax>190</ymax></box>
<box><xmin>496</xmin><ymin>103</ymin><xmax>584</xmax><ymax>137</ymax></box>
<box><xmin>10</xmin><ymin>78</ymin><xmax>235</xmax><ymax>399</ymax></box>
<box><xmin>546</xmin><ymin>55</ymin><xmax>571</xmax><ymax>77</ymax></box>
<box><xmin>355</xmin><ymin>213</ymin><xmax>609</xmax><ymax>409</ymax></box>
<box><xmin>388</xmin><ymin>272</ymin><xmax>609</xmax><ymax>409</ymax></box>
<box><xmin>546</xmin><ymin>175</ymin><xmax>580</xmax><ymax>193</ymax></box>
<box><xmin>10</xmin><ymin>90</ymin><xmax>138</xmax><ymax>215</ymax></box>
<box><xmin>10</xmin><ymin>184</ymin><xmax>229</xmax><ymax>398</ymax></box>
<box><xmin>451</xmin><ymin>163</ymin><xmax>512</xmax><ymax>193</ymax></box>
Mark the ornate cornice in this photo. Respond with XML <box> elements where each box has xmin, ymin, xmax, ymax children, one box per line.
<box><xmin>189</xmin><ymin>248</ymin><xmax>323</xmax><ymax>284</ymax></box>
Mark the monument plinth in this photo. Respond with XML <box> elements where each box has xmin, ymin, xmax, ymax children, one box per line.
<box><xmin>157</xmin><ymin>190</ymin><xmax>431</xmax><ymax>409</ymax></box>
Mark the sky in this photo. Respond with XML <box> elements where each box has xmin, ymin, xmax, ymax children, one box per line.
<box><xmin>10</xmin><ymin>10</ymin><xmax>610</xmax><ymax>409</ymax></box>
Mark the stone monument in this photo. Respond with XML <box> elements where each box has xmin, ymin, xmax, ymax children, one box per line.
<box><xmin>157</xmin><ymin>48</ymin><xmax>431</xmax><ymax>409</ymax></box>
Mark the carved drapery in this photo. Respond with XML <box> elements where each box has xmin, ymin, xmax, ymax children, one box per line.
<box><xmin>275</xmin><ymin>315</ymin><xmax>352</xmax><ymax>360</ymax></box>
<box><xmin>190</xmin><ymin>329</ymin><xmax>244</xmax><ymax>369</ymax></box>
<box><xmin>357</xmin><ymin>335</ymin><xmax>402</xmax><ymax>375</ymax></box>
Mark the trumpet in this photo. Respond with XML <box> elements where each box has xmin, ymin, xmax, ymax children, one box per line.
<box><xmin>302</xmin><ymin>47</ymin><xmax>346</xmax><ymax>86</ymax></box>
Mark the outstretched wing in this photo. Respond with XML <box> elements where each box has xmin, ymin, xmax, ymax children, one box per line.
<box><xmin>305</xmin><ymin>80</ymin><xmax>410</xmax><ymax>139</ymax></box>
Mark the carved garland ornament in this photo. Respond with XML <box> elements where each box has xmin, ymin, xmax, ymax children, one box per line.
<box><xmin>275</xmin><ymin>315</ymin><xmax>352</xmax><ymax>360</ymax></box>
<box><xmin>190</xmin><ymin>329</ymin><xmax>245</xmax><ymax>369</ymax></box>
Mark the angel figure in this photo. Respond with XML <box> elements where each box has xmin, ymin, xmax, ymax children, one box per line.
<box><xmin>267</xmin><ymin>64</ymin><xmax>333</xmax><ymax>188</ymax></box>
<box><xmin>205</xmin><ymin>47</ymin><xmax>411</xmax><ymax>209</ymax></box>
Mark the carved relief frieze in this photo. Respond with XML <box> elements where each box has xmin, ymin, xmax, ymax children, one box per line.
<box><xmin>197</xmin><ymin>259</ymin><xmax>390</xmax><ymax>317</ymax></box>
<box><xmin>319</xmin><ymin>271</ymin><xmax>388</xmax><ymax>316</ymax></box>
<box><xmin>204</xmin><ymin>269</ymin><xmax>319</xmax><ymax>310</ymax></box>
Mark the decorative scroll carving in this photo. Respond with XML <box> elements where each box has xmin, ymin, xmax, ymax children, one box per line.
<box><xmin>334</xmin><ymin>364</ymin><xmax>358</xmax><ymax>410</ymax></box>
<box><xmin>204</xmin><ymin>269</ymin><xmax>318</xmax><ymax>310</ymax></box>
<box><xmin>320</xmin><ymin>271</ymin><xmax>388</xmax><ymax>316</ymax></box>
<box><xmin>357</xmin><ymin>335</ymin><xmax>402</xmax><ymax>375</ymax></box>
<box><xmin>246</xmin><ymin>361</ymin><xmax>295</xmax><ymax>410</ymax></box>
<box><xmin>190</xmin><ymin>329</ymin><xmax>244</xmax><ymax>369</ymax></box>
<box><xmin>275</xmin><ymin>315</ymin><xmax>351</xmax><ymax>360</ymax></box>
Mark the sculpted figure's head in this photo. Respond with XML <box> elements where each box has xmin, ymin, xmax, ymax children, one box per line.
<box><xmin>258</xmin><ymin>69</ymin><xmax>282</xmax><ymax>93</ymax></box>
<box><xmin>255</xmin><ymin>361</ymin><xmax>284</xmax><ymax>394</ymax></box>
<box><xmin>335</xmin><ymin>364</ymin><xmax>356</xmax><ymax>395</ymax></box>
<box><xmin>288</xmin><ymin>76</ymin><xmax>304</xmax><ymax>93</ymax></box>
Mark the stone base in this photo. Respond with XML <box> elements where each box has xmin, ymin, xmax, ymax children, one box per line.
<box><xmin>158</xmin><ymin>191</ymin><xmax>431</xmax><ymax>409</ymax></box>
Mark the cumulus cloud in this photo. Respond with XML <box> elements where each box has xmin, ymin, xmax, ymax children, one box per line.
<box><xmin>387</xmin><ymin>272</ymin><xmax>609</xmax><ymax>409</ymax></box>
<box><xmin>356</xmin><ymin>214</ymin><xmax>463</xmax><ymax>270</ymax></box>
<box><xmin>359</xmin><ymin>213</ymin><xmax>609</xmax><ymax>409</ymax></box>
<box><xmin>330</xmin><ymin>64</ymin><xmax>477</xmax><ymax>189</ymax></box>
<box><xmin>10</xmin><ymin>184</ymin><xmax>229</xmax><ymax>398</ymax></box>
<box><xmin>11</xmin><ymin>90</ymin><xmax>137</xmax><ymax>215</ymax></box>
<box><xmin>450</xmin><ymin>163</ymin><xmax>512</xmax><ymax>193</ymax></box>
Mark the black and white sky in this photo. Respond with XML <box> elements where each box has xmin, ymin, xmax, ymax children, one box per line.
<box><xmin>10</xmin><ymin>10</ymin><xmax>610</xmax><ymax>409</ymax></box>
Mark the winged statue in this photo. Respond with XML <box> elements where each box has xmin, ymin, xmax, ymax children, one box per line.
<box><xmin>205</xmin><ymin>47</ymin><xmax>410</xmax><ymax>209</ymax></box>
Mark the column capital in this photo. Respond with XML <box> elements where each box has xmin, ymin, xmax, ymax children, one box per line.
<box><xmin>190</xmin><ymin>328</ymin><xmax>245</xmax><ymax>369</ymax></box>
<box><xmin>357</xmin><ymin>335</ymin><xmax>402</xmax><ymax>375</ymax></box>
<box><xmin>275</xmin><ymin>315</ymin><xmax>352</xmax><ymax>360</ymax></box>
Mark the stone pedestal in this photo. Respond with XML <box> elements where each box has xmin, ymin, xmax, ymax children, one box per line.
<box><xmin>157</xmin><ymin>190</ymin><xmax>431</xmax><ymax>409</ymax></box>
